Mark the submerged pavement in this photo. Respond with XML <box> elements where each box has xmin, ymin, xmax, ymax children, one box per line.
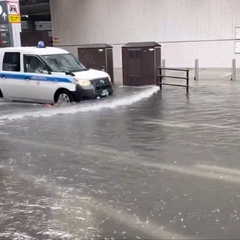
<box><xmin>1</xmin><ymin>80</ymin><xmax>240</xmax><ymax>239</ymax></box>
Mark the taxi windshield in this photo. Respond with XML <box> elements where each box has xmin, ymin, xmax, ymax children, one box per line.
<box><xmin>40</xmin><ymin>53</ymin><xmax>86</xmax><ymax>72</ymax></box>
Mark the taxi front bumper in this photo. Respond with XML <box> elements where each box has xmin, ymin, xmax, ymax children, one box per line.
<box><xmin>71</xmin><ymin>83</ymin><xmax>113</xmax><ymax>102</ymax></box>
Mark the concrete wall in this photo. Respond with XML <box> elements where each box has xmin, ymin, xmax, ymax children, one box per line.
<box><xmin>50</xmin><ymin>0</ymin><xmax>240</xmax><ymax>68</ymax></box>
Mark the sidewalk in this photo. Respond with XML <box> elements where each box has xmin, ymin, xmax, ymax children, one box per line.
<box><xmin>113</xmin><ymin>68</ymin><xmax>240</xmax><ymax>85</ymax></box>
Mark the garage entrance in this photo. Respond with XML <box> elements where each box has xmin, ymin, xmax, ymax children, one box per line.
<box><xmin>20</xmin><ymin>0</ymin><xmax>52</xmax><ymax>46</ymax></box>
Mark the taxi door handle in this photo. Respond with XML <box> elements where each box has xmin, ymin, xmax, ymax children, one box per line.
<box><xmin>25</xmin><ymin>76</ymin><xmax>30</xmax><ymax>80</ymax></box>
<box><xmin>0</xmin><ymin>74</ymin><xmax>5</xmax><ymax>78</ymax></box>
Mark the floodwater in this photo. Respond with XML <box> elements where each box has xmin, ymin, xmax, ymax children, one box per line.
<box><xmin>1</xmin><ymin>80</ymin><xmax>240</xmax><ymax>239</ymax></box>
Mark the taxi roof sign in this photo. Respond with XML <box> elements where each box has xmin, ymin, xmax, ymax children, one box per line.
<box><xmin>37</xmin><ymin>41</ymin><xmax>45</xmax><ymax>48</ymax></box>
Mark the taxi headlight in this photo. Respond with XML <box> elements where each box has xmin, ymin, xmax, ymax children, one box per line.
<box><xmin>75</xmin><ymin>79</ymin><xmax>91</xmax><ymax>86</ymax></box>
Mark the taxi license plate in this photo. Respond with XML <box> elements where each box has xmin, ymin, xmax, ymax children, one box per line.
<box><xmin>101</xmin><ymin>90</ymin><xmax>109</xmax><ymax>96</ymax></box>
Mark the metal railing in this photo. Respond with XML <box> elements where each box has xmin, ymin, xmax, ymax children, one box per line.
<box><xmin>158</xmin><ymin>67</ymin><xmax>190</xmax><ymax>93</ymax></box>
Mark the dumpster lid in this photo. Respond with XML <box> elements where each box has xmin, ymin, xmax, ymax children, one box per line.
<box><xmin>78</xmin><ymin>43</ymin><xmax>112</xmax><ymax>49</ymax></box>
<box><xmin>122</xmin><ymin>41</ymin><xmax>161</xmax><ymax>48</ymax></box>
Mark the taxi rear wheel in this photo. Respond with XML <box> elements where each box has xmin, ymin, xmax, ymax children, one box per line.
<box><xmin>55</xmin><ymin>90</ymin><xmax>73</xmax><ymax>104</ymax></box>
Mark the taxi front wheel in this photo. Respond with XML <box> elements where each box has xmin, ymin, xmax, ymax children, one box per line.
<box><xmin>55</xmin><ymin>90</ymin><xmax>73</xmax><ymax>104</ymax></box>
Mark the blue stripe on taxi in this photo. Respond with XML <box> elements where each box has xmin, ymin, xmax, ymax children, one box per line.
<box><xmin>0</xmin><ymin>72</ymin><xmax>73</xmax><ymax>83</ymax></box>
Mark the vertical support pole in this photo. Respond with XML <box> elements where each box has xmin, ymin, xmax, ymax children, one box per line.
<box><xmin>186</xmin><ymin>69</ymin><xmax>189</xmax><ymax>93</ymax></box>
<box><xmin>0</xmin><ymin>0</ymin><xmax>22</xmax><ymax>47</ymax></box>
<box><xmin>162</xmin><ymin>59</ymin><xmax>166</xmax><ymax>80</ymax></box>
<box><xmin>159</xmin><ymin>68</ymin><xmax>162</xmax><ymax>90</ymax></box>
<box><xmin>194</xmin><ymin>59</ymin><xmax>199</xmax><ymax>80</ymax></box>
<box><xmin>231</xmin><ymin>58</ymin><xmax>236</xmax><ymax>81</ymax></box>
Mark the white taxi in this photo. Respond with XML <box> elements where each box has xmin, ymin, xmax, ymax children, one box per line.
<box><xmin>0</xmin><ymin>42</ymin><xmax>113</xmax><ymax>104</ymax></box>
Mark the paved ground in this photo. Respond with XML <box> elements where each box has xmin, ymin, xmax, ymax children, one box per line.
<box><xmin>1</xmin><ymin>77</ymin><xmax>240</xmax><ymax>239</ymax></box>
<box><xmin>114</xmin><ymin>67</ymin><xmax>240</xmax><ymax>84</ymax></box>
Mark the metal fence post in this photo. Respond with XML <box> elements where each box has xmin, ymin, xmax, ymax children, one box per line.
<box><xmin>194</xmin><ymin>59</ymin><xmax>199</xmax><ymax>80</ymax></box>
<box><xmin>159</xmin><ymin>68</ymin><xmax>162</xmax><ymax>90</ymax></box>
<box><xmin>231</xmin><ymin>58</ymin><xmax>236</xmax><ymax>81</ymax></box>
<box><xmin>186</xmin><ymin>69</ymin><xmax>189</xmax><ymax>93</ymax></box>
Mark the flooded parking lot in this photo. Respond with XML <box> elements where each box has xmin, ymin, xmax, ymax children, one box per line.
<box><xmin>1</xmin><ymin>80</ymin><xmax>240</xmax><ymax>239</ymax></box>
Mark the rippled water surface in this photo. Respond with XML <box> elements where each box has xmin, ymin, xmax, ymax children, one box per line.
<box><xmin>1</xmin><ymin>81</ymin><xmax>240</xmax><ymax>239</ymax></box>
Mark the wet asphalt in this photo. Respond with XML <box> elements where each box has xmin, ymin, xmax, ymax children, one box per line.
<box><xmin>1</xmin><ymin>80</ymin><xmax>240</xmax><ymax>239</ymax></box>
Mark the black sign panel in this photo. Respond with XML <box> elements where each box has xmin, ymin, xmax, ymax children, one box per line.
<box><xmin>0</xmin><ymin>23</ymin><xmax>10</xmax><ymax>47</ymax></box>
<box><xmin>0</xmin><ymin>1</ymin><xmax>8</xmax><ymax>24</ymax></box>
<box><xmin>20</xmin><ymin>0</ymin><xmax>49</xmax><ymax>6</ymax></box>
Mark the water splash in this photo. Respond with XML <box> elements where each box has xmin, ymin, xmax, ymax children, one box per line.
<box><xmin>0</xmin><ymin>86</ymin><xmax>159</xmax><ymax>122</ymax></box>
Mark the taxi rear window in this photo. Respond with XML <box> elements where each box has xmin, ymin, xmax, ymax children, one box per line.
<box><xmin>2</xmin><ymin>52</ymin><xmax>20</xmax><ymax>72</ymax></box>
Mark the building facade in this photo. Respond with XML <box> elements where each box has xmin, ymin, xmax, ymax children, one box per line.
<box><xmin>50</xmin><ymin>0</ymin><xmax>240</xmax><ymax>68</ymax></box>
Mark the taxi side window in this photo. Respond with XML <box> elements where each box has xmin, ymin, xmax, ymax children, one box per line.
<box><xmin>2</xmin><ymin>52</ymin><xmax>20</xmax><ymax>72</ymax></box>
<box><xmin>24</xmin><ymin>55</ymin><xmax>47</xmax><ymax>74</ymax></box>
